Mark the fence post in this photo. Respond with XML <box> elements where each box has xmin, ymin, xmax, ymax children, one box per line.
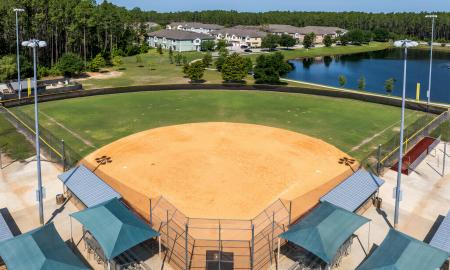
<box><xmin>218</xmin><ymin>221</ymin><xmax>221</xmax><ymax>270</ymax></box>
<box><xmin>376</xmin><ymin>144</ymin><xmax>382</xmax><ymax>176</ymax></box>
<box><xmin>250</xmin><ymin>224</ymin><xmax>254</xmax><ymax>270</ymax></box>
<box><xmin>166</xmin><ymin>210</ymin><xmax>169</xmax><ymax>255</ymax></box>
<box><xmin>61</xmin><ymin>139</ymin><xmax>66</xmax><ymax>171</ymax></box>
<box><xmin>185</xmin><ymin>223</ymin><xmax>189</xmax><ymax>270</ymax></box>
<box><xmin>149</xmin><ymin>198</ymin><xmax>152</xmax><ymax>225</ymax></box>
<box><xmin>288</xmin><ymin>201</ymin><xmax>292</xmax><ymax>225</ymax></box>
<box><xmin>443</xmin><ymin>142</ymin><xmax>447</xmax><ymax>176</ymax></box>
<box><xmin>271</xmin><ymin>212</ymin><xmax>275</xmax><ymax>264</ymax></box>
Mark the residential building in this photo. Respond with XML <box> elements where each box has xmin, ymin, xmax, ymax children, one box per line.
<box><xmin>166</xmin><ymin>22</ymin><xmax>224</xmax><ymax>34</ymax></box>
<box><xmin>213</xmin><ymin>27</ymin><xmax>267</xmax><ymax>49</ymax></box>
<box><xmin>148</xmin><ymin>29</ymin><xmax>215</xmax><ymax>52</ymax></box>
<box><xmin>264</xmin><ymin>24</ymin><xmax>304</xmax><ymax>42</ymax></box>
<box><xmin>298</xmin><ymin>26</ymin><xmax>347</xmax><ymax>43</ymax></box>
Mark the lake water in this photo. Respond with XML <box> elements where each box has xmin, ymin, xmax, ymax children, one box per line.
<box><xmin>285</xmin><ymin>48</ymin><xmax>450</xmax><ymax>104</ymax></box>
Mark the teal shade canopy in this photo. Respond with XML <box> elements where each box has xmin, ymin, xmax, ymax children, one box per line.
<box><xmin>0</xmin><ymin>223</ymin><xmax>89</xmax><ymax>270</ymax></box>
<box><xmin>357</xmin><ymin>229</ymin><xmax>449</xmax><ymax>270</ymax></box>
<box><xmin>280</xmin><ymin>201</ymin><xmax>370</xmax><ymax>263</ymax></box>
<box><xmin>71</xmin><ymin>198</ymin><xmax>159</xmax><ymax>260</ymax></box>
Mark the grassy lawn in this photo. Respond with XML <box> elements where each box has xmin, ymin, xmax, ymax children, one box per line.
<box><xmin>0</xmin><ymin>111</ymin><xmax>35</xmax><ymax>161</ymax></box>
<box><xmin>246</xmin><ymin>42</ymin><xmax>391</xmax><ymax>61</ymax></box>
<box><xmin>80</xmin><ymin>42</ymin><xmax>390</xmax><ymax>89</ymax></box>
<box><xmin>412</xmin><ymin>45</ymin><xmax>450</xmax><ymax>53</ymax></box>
<box><xmin>11</xmin><ymin>90</ymin><xmax>426</xmax><ymax>161</ymax></box>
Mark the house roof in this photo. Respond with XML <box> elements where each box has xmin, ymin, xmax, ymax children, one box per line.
<box><xmin>169</xmin><ymin>22</ymin><xmax>224</xmax><ymax>30</ymax></box>
<box><xmin>0</xmin><ymin>223</ymin><xmax>89</xmax><ymax>270</ymax></box>
<box><xmin>298</xmin><ymin>26</ymin><xmax>347</xmax><ymax>35</ymax></box>
<box><xmin>149</xmin><ymin>29</ymin><xmax>214</xmax><ymax>41</ymax></box>
<box><xmin>58</xmin><ymin>164</ymin><xmax>121</xmax><ymax>208</ymax></box>
<box><xmin>320</xmin><ymin>169</ymin><xmax>384</xmax><ymax>212</ymax></box>
<box><xmin>213</xmin><ymin>27</ymin><xmax>267</xmax><ymax>38</ymax></box>
<box><xmin>280</xmin><ymin>202</ymin><xmax>370</xmax><ymax>264</ymax></box>
<box><xmin>265</xmin><ymin>24</ymin><xmax>304</xmax><ymax>34</ymax></box>
<box><xmin>357</xmin><ymin>229</ymin><xmax>449</xmax><ymax>270</ymax></box>
<box><xmin>430</xmin><ymin>210</ymin><xmax>450</xmax><ymax>254</ymax></box>
<box><xmin>71</xmin><ymin>198</ymin><xmax>159</xmax><ymax>260</ymax></box>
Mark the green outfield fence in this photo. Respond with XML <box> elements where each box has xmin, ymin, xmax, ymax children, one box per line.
<box><xmin>0</xmin><ymin>106</ymin><xmax>82</xmax><ymax>170</ymax></box>
<box><xmin>362</xmin><ymin>110</ymin><xmax>450</xmax><ymax>175</ymax></box>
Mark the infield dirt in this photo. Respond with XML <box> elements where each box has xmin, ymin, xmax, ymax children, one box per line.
<box><xmin>82</xmin><ymin>122</ymin><xmax>355</xmax><ymax>221</ymax></box>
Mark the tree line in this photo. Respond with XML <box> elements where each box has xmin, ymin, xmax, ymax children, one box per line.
<box><xmin>0</xmin><ymin>0</ymin><xmax>449</xmax><ymax>75</ymax></box>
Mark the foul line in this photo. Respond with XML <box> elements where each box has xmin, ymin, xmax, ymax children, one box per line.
<box><xmin>40</xmin><ymin>111</ymin><xmax>96</xmax><ymax>149</ymax></box>
<box><xmin>1</xmin><ymin>106</ymin><xmax>63</xmax><ymax>158</ymax></box>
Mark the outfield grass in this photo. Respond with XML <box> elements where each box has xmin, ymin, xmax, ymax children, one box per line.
<box><xmin>0</xmin><ymin>112</ymin><xmax>35</xmax><ymax>160</ymax></box>
<box><xmin>11</xmin><ymin>90</ymin><xmax>426</xmax><ymax>160</ymax></box>
<box><xmin>80</xmin><ymin>42</ymin><xmax>390</xmax><ymax>89</ymax></box>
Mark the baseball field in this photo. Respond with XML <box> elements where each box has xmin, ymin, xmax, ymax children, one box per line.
<box><xmin>9</xmin><ymin>90</ymin><xmax>426</xmax><ymax>161</ymax></box>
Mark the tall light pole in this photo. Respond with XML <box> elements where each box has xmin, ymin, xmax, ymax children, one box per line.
<box><xmin>22</xmin><ymin>39</ymin><xmax>47</xmax><ymax>225</ymax></box>
<box><xmin>425</xmin><ymin>15</ymin><xmax>437</xmax><ymax>108</ymax></box>
<box><xmin>13</xmin><ymin>8</ymin><xmax>25</xmax><ymax>100</ymax></box>
<box><xmin>393</xmin><ymin>40</ymin><xmax>418</xmax><ymax>229</ymax></box>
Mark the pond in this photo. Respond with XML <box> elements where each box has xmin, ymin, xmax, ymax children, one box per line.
<box><xmin>285</xmin><ymin>48</ymin><xmax>450</xmax><ymax>104</ymax></box>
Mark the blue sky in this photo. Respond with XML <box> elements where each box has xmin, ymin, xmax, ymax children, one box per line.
<box><xmin>103</xmin><ymin>0</ymin><xmax>450</xmax><ymax>12</ymax></box>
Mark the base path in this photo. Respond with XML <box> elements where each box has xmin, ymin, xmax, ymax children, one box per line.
<box><xmin>82</xmin><ymin>122</ymin><xmax>355</xmax><ymax>221</ymax></box>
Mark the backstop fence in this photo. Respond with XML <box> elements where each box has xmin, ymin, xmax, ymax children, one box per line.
<box><xmin>149</xmin><ymin>196</ymin><xmax>290</xmax><ymax>270</ymax></box>
<box><xmin>362</xmin><ymin>110</ymin><xmax>449</xmax><ymax>175</ymax></box>
<box><xmin>0</xmin><ymin>106</ymin><xmax>82</xmax><ymax>170</ymax></box>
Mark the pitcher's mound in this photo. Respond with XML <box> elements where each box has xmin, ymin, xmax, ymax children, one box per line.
<box><xmin>82</xmin><ymin>122</ymin><xmax>355</xmax><ymax>220</ymax></box>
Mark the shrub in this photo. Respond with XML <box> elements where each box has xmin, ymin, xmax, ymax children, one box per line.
<box><xmin>254</xmin><ymin>52</ymin><xmax>292</xmax><ymax>84</ymax></box>
<box><xmin>88</xmin><ymin>54</ymin><xmax>106</xmax><ymax>72</ymax></box>
<box><xmin>202</xmin><ymin>52</ymin><xmax>213</xmax><ymax>67</ymax></box>
<box><xmin>112</xmin><ymin>55</ymin><xmax>123</xmax><ymax>66</ymax></box>
<box><xmin>56</xmin><ymin>53</ymin><xmax>84</xmax><ymax>77</ymax></box>
<box><xmin>221</xmin><ymin>53</ymin><xmax>252</xmax><ymax>82</ymax></box>
<box><xmin>185</xmin><ymin>61</ymin><xmax>205</xmax><ymax>82</ymax></box>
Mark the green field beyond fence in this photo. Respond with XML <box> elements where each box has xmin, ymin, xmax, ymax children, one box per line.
<box><xmin>4</xmin><ymin>90</ymin><xmax>433</xmax><ymax>168</ymax></box>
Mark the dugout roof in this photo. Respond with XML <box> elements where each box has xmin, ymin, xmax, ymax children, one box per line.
<box><xmin>320</xmin><ymin>169</ymin><xmax>384</xmax><ymax>212</ymax></box>
<box><xmin>0</xmin><ymin>223</ymin><xmax>89</xmax><ymax>270</ymax></box>
<box><xmin>58</xmin><ymin>164</ymin><xmax>121</xmax><ymax>208</ymax></box>
<box><xmin>0</xmin><ymin>212</ymin><xmax>13</xmax><ymax>242</ymax></box>
<box><xmin>357</xmin><ymin>229</ymin><xmax>449</xmax><ymax>270</ymax></box>
<box><xmin>280</xmin><ymin>202</ymin><xmax>370</xmax><ymax>264</ymax></box>
<box><xmin>71</xmin><ymin>198</ymin><xmax>159</xmax><ymax>260</ymax></box>
<box><xmin>430</xmin><ymin>210</ymin><xmax>450</xmax><ymax>254</ymax></box>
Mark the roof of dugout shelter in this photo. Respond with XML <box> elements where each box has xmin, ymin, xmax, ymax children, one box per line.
<box><xmin>279</xmin><ymin>201</ymin><xmax>370</xmax><ymax>264</ymax></box>
<box><xmin>0</xmin><ymin>223</ymin><xmax>89</xmax><ymax>270</ymax></box>
<box><xmin>430</xmin><ymin>210</ymin><xmax>450</xmax><ymax>254</ymax></box>
<box><xmin>70</xmin><ymin>198</ymin><xmax>159</xmax><ymax>260</ymax></box>
<box><xmin>357</xmin><ymin>229</ymin><xmax>449</xmax><ymax>270</ymax></box>
<box><xmin>320</xmin><ymin>169</ymin><xmax>384</xmax><ymax>212</ymax></box>
<box><xmin>0</xmin><ymin>212</ymin><xmax>13</xmax><ymax>242</ymax></box>
<box><xmin>58</xmin><ymin>164</ymin><xmax>121</xmax><ymax>208</ymax></box>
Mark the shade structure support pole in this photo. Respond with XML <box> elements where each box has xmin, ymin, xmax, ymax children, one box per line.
<box><xmin>70</xmin><ymin>216</ymin><xmax>73</xmax><ymax>244</ymax></box>
<box><xmin>277</xmin><ymin>238</ymin><xmax>281</xmax><ymax>270</ymax></box>
<box><xmin>367</xmin><ymin>221</ymin><xmax>371</xmax><ymax>251</ymax></box>
<box><xmin>159</xmin><ymin>236</ymin><xmax>162</xmax><ymax>258</ymax></box>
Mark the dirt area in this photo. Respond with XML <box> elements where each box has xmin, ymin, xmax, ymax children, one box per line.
<box><xmin>73</xmin><ymin>70</ymin><xmax>122</xmax><ymax>81</ymax></box>
<box><xmin>82</xmin><ymin>122</ymin><xmax>354</xmax><ymax>221</ymax></box>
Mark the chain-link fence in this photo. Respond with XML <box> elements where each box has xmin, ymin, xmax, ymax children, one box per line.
<box><xmin>0</xmin><ymin>106</ymin><xmax>82</xmax><ymax>170</ymax></box>
<box><xmin>361</xmin><ymin>110</ymin><xmax>449</xmax><ymax>175</ymax></box>
<box><xmin>149</xmin><ymin>196</ymin><xmax>290</xmax><ymax>270</ymax></box>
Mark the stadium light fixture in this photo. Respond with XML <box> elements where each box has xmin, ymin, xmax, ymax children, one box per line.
<box><xmin>13</xmin><ymin>8</ymin><xmax>25</xmax><ymax>99</ymax></box>
<box><xmin>22</xmin><ymin>39</ymin><xmax>47</xmax><ymax>225</ymax></box>
<box><xmin>425</xmin><ymin>14</ymin><xmax>437</xmax><ymax>109</ymax></box>
<box><xmin>392</xmin><ymin>40</ymin><xmax>418</xmax><ymax>229</ymax></box>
